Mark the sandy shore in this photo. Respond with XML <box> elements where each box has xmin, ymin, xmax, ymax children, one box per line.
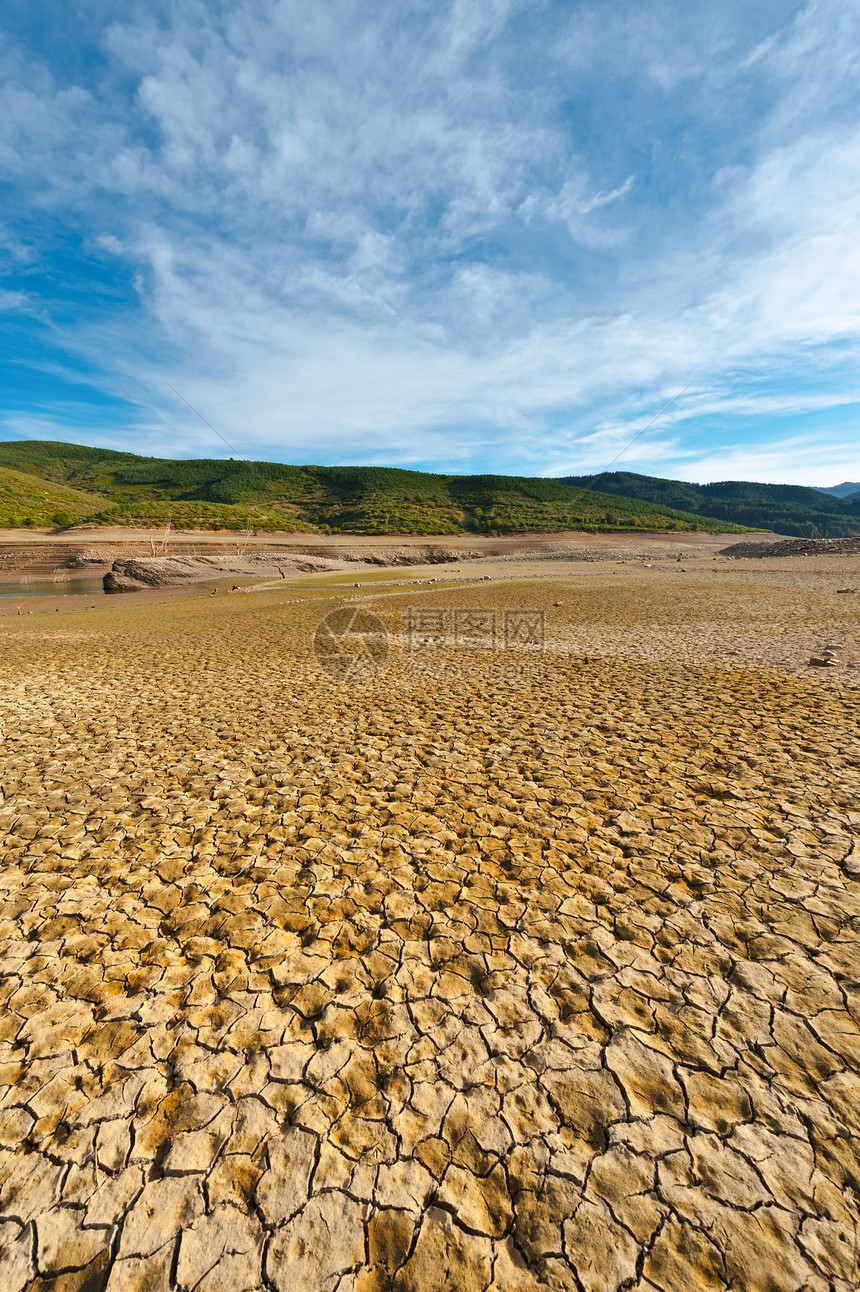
<box><xmin>0</xmin><ymin>526</ymin><xmax>749</xmax><ymax>548</ymax></box>
<box><xmin>1</xmin><ymin>554</ymin><xmax>858</xmax><ymax>1290</ymax></box>
<box><xmin>0</xmin><ymin>527</ymin><xmax>754</xmax><ymax>584</ymax></box>
<box><xmin>0</xmin><ymin>527</ymin><xmax>783</xmax><ymax>612</ymax></box>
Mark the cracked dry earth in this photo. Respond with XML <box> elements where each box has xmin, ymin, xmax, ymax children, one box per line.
<box><xmin>1</xmin><ymin>575</ymin><xmax>859</xmax><ymax>1292</ymax></box>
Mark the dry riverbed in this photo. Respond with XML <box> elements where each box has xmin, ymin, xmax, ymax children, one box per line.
<box><xmin>1</xmin><ymin>558</ymin><xmax>859</xmax><ymax>1292</ymax></box>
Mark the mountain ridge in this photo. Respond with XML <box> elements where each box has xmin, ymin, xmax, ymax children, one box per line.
<box><xmin>2</xmin><ymin>438</ymin><xmax>856</xmax><ymax>535</ymax></box>
<box><xmin>561</xmin><ymin>470</ymin><xmax>860</xmax><ymax>537</ymax></box>
<box><xmin>815</xmin><ymin>481</ymin><xmax>860</xmax><ymax>500</ymax></box>
<box><xmin>0</xmin><ymin>439</ymin><xmax>752</xmax><ymax>536</ymax></box>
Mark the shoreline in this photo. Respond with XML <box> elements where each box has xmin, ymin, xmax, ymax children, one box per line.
<box><xmin>0</xmin><ymin>529</ymin><xmax>771</xmax><ymax>614</ymax></box>
<box><xmin>0</xmin><ymin>526</ymin><xmax>772</xmax><ymax>584</ymax></box>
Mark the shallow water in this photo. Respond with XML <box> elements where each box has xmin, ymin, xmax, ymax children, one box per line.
<box><xmin>0</xmin><ymin>577</ymin><xmax>106</xmax><ymax>598</ymax></box>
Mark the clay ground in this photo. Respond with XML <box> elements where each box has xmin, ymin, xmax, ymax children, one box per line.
<box><xmin>1</xmin><ymin>552</ymin><xmax>859</xmax><ymax>1292</ymax></box>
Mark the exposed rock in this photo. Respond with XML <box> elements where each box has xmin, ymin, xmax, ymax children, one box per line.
<box><xmin>103</xmin><ymin>569</ymin><xmax>151</xmax><ymax>593</ymax></box>
<box><xmin>721</xmin><ymin>536</ymin><xmax>860</xmax><ymax>558</ymax></box>
<box><xmin>104</xmin><ymin>557</ymin><xmax>214</xmax><ymax>592</ymax></box>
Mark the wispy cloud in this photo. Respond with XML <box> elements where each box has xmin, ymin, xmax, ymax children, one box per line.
<box><xmin>0</xmin><ymin>0</ymin><xmax>858</xmax><ymax>484</ymax></box>
<box><xmin>668</xmin><ymin>432</ymin><xmax>860</xmax><ymax>486</ymax></box>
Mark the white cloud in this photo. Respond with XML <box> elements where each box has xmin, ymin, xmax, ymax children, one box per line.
<box><xmin>0</xmin><ymin>288</ymin><xmax>28</xmax><ymax>310</ymax></box>
<box><xmin>0</xmin><ymin>0</ymin><xmax>859</xmax><ymax>482</ymax></box>
<box><xmin>666</xmin><ymin>433</ymin><xmax>860</xmax><ymax>487</ymax></box>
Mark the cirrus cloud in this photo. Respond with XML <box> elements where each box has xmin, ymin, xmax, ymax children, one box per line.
<box><xmin>0</xmin><ymin>0</ymin><xmax>858</xmax><ymax>485</ymax></box>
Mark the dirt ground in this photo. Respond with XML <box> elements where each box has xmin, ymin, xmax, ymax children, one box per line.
<box><xmin>0</xmin><ymin>528</ymin><xmax>745</xmax><ymax>583</ymax></box>
<box><xmin>0</xmin><ymin>526</ymin><xmax>742</xmax><ymax>551</ymax></box>
<box><xmin>1</xmin><ymin>553</ymin><xmax>859</xmax><ymax>1291</ymax></box>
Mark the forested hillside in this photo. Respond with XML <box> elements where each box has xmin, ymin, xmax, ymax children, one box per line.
<box><xmin>0</xmin><ymin>441</ymin><xmax>750</xmax><ymax>535</ymax></box>
<box><xmin>562</xmin><ymin>471</ymin><xmax>860</xmax><ymax>536</ymax></box>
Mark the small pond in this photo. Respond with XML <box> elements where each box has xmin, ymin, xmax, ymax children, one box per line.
<box><xmin>0</xmin><ymin>578</ymin><xmax>106</xmax><ymax>599</ymax></box>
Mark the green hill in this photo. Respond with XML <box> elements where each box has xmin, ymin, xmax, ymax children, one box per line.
<box><xmin>0</xmin><ymin>463</ymin><xmax>105</xmax><ymax>529</ymax></box>
<box><xmin>562</xmin><ymin>471</ymin><xmax>860</xmax><ymax>537</ymax></box>
<box><xmin>0</xmin><ymin>440</ymin><xmax>752</xmax><ymax>535</ymax></box>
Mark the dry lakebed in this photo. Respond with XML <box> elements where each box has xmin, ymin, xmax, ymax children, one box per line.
<box><xmin>0</xmin><ymin>534</ymin><xmax>858</xmax><ymax>1292</ymax></box>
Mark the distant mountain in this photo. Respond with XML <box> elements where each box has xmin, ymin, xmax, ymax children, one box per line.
<box><xmin>560</xmin><ymin>471</ymin><xmax>860</xmax><ymax>537</ymax></box>
<box><xmin>816</xmin><ymin>482</ymin><xmax>860</xmax><ymax>500</ymax></box>
<box><xmin>0</xmin><ymin>440</ymin><xmax>752</xmax><ymax>536</ymax></box>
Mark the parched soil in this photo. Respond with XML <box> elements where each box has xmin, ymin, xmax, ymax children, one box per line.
<box><xmin>1</xmin><ymin>563</ymin><xmax>859</xmax><ymax>1292</ymax></box>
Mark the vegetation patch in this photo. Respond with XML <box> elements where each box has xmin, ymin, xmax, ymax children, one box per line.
<box><xmin>0</xmin><ymin>440</ymin><xmax>753</xmax><ymax>535</ymax></box>
<box><xmin>562</xmin><ymin>471</ymin><xmax>860</xmax><ymax>537</ymax></box>
<box><xmin>0</xmin><ymin>464</ymin><xmax>104</xmax><ymax>529</ymax></box>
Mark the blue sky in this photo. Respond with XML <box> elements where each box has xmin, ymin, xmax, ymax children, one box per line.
<box><xmin>1</xmin><ymin>0</ymin><xmax>859</xmax><ymax>484</ymax></box>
